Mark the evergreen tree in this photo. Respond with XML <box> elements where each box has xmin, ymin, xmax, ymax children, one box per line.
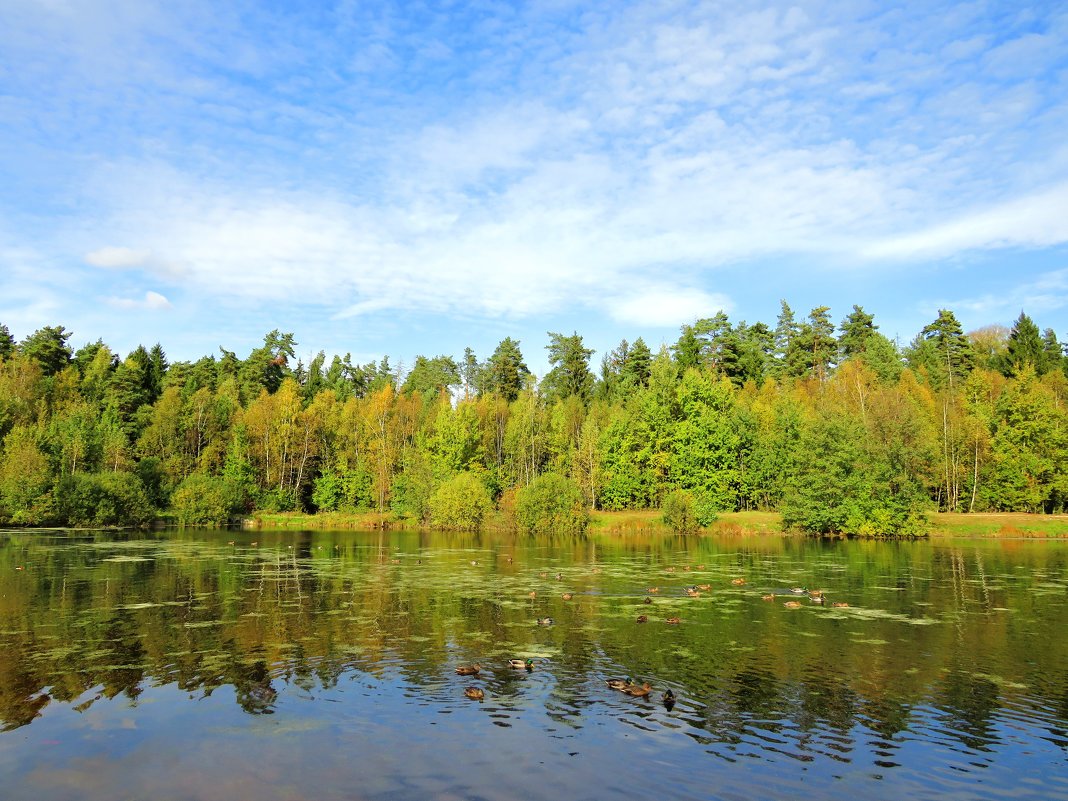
<box><xmin>20</xmin><ymin>325</ymin><xmax>73</xmax><ymax>376</ymax></box>
<box><xmin>402</xmin><ymin>355</ymin><xmax>460</xmax><ymax>396</ymax></box>
<box><xmin>483</xmin><ymin>337</ymin><xmax>530</xmax><ymax>402</ymax></box>
<box><xmin>916</xmin><ymin>309</ymin><xmax>974</xmax><ymax>389</ymax></box>
<box><xmin>838</xmin><ymin>305</ymin><xmax>877</xmax><ymax>359</ymax></box>
<box><xmin>541</xmin><ymin>331</ymin><xmax>594</xmax><ymax>403</ymax></box>
<box><xmin>0</xmin><ymin>323</ymin><xmax>14</xmax><ymax>361</ymax></box>
<box><xmin>997</xmin><ymin>312</ymin><xmax>1044</xmax><ymax>377</ymax></box>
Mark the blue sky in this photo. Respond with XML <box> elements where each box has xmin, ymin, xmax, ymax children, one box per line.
<box><xmin>1</xmin><ymin>0</ymin><xmax>1066</xmax><ymax>377</ymax></box>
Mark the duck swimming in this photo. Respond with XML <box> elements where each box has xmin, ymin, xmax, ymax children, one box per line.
<box><xmin>622</xmin><ymin>682</ymin><xmax>652</xmax><ymax>697</ymax></box>
<box><xmin>455</xmin><ymin>663</ymin><xmax>481</xmax><ymax>676</ymax></box>
<box><xmin>464</xmin><ymin>687</ymin><xmax>485</xmax><ymax>700</ymax></box>
<box><xmin>509</xmin><ymin>659</ymin><xmax>535</xmax><ymax>670</ymax></box>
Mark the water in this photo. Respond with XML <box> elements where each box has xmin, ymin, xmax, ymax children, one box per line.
<box><xmin>1</xmin><ymin>528</ymin><xmax>1066</xmax><ymax>801</ymax></box>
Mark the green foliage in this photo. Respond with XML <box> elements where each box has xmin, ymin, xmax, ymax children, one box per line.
<box><xmin>55</xmin><ymin>472</ymin><xmax>154</xmax><ymax>528</ymax></box>
<box><xmin>402</xmin><ymin>355</ymin><xmax>460</xmax><ymax>396</ymax></box>
<box><xmin>541</xmin><ymin>332</ymin><xmax>594</xmax><ymax>403</ymax></box>
<box><xmin>0</xmin><ymin>323</ymin><xmax>13</xmax><ymax>361</ymax></box>
<box><xmin>429</xmin><ymin>471</ymin><xmax>492</xmax><ymax>530</ymax></box>
<box><xmin>660</xmin><ymin>489</ymin><xmax>697</xmax><ymax>533</ymax></box>
<box><xmin>514</xmin><ymin>472</ymin><xmax>589</xmax><ymax>535</ymax></box>
<box><xmin>19</xmin><ymin>325</ymin><xmax>73</xmax><ymax>377</ymax></box>
<box><xmin>482</xmin><ymin>338</ymin><xmax>530</xmax><ymax>401</ymax></box>
<box><xmin>170</xmin><ymin>473</ymin><xmax>239</xmax><ymax>527</ymax></box>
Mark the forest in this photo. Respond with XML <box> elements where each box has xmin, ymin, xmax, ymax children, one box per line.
<box><xmin>0</xmin><ymin>302</ymin><xmax>1066</xmax><ymax>536</ymax></box>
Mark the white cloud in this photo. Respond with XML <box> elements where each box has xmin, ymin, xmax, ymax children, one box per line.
<box><xmin>605</xmin><ymin>286</ymin><xmax>732</xmax><ymax>328</ymax></box>
<box><xmin>861</xmin><ymin>183</ymin><xmax>1068</xmax><ymax>260</ymax></box>
<box><xmin>85</xmin><ymin>246</ymin><xmax>152</xmax><ymax>269</ymax></box>
<box><xmin>107</xmin><ymin>291</ymin><xmax>172</xmax><ymax>310</ymax></box>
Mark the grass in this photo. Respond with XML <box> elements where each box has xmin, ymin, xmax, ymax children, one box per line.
<box><xmin>929</xmin><ymin>512</ymin><xmax>1068</xmax><ymax>538</ymax></box>
<box><xmin>242</xmin><ymin>507</ymin><xmax>1068</xmax><ymax>538</ymax></box>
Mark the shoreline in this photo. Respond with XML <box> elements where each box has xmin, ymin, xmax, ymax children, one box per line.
<box><xmin>241</xmin><ymin>509</ymin><xmax>1068</xmax><ymax>538</ymax></box>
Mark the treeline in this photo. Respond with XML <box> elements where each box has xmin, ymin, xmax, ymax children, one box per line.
<box><xmin>0</xmin><ymin>303</ymin><xmax>1066</xmax><ymax>535</ymax></box>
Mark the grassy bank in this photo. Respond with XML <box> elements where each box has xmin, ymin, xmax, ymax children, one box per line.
<box><xmin>929</xmin><ymin>512</ymin><xmax>1068</xmax><ymax>538</ymax></box>
<box><xmin>243</xmin><ymin>508</ymin><xmax>1068</xmax><ymax>538</ymax></box>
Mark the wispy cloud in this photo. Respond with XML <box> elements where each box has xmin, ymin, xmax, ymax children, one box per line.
<box><xmin>107</xmin><ymin>291</ymin><xmax>172</xmax><ymax>311</ymax></box>
<box><xmin>2</xmin><ymin>0</ymin><xmax>1067</xmax><ymax>355</ymax></box>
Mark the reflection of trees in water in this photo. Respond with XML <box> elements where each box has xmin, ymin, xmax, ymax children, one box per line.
<box><xmin>235</xmin><ymin>660</ymin><xmax>277</xmax><ymax>714</ymax></box>
<box><xmin>0</xmin><ymin>530</ymin><xmax>1066</xmax><ymax>770</ymax></box>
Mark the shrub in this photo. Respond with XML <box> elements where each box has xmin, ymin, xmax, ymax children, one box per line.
<box><xmin>514</xmin><ymin>473</ymin><xmax>589</xmax><ymax>536</ymax></box>
<box><xmin>661</xmin><ymin>489</ymin><xmax>697</xmax><ymax>533</ymax></box>
<box><xmin>55</xmin><ymin>472</ymin><xmax>155</xmax><ymax>527</ymax></box>
<box><xmin>429</xmin><ymin>472</ymin><xmax>492</xmax><ymax>531</ymax></box>
<box><xmin>171</xmin><ymin>473</ymin><xmax>240</xmax><ymax>527</ymax></box>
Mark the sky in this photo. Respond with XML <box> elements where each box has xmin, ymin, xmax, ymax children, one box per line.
<box><xmin>1</xmin><ymin>0</ymin><xmax>1066</xmax><ymax>378</ymax></box>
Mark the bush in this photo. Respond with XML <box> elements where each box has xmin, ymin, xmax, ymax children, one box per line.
<box><xmin>661</xmin><ymin>490</ymin><xmax>697</xmax><ymax>533</ymax></box>
<box><xmin>429</xmin><ymin>472</ymin><xmax>492</xmax><ymax>531</ymax></box>
<box><xmin>514</xmin><ymin>473</ymin><xmax>589</xmax><ymax>536</ymax></box>
<box><xmin>55</xmin><ymin>472</ymin><xmax>155</xmax><ymax>527</ymax></box>
<box><xmin>171</xmin><ymin>473</ymin><xmax>241</xmax><ymax>527</ymax></box>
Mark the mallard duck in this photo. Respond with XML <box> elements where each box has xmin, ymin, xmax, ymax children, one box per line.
<box><xmin>731</xmin><ymin>578</ymin><xmax>746</xmax><ymax>586</ymax></box>
<box><xmin>695</xmin><ymin>564</ymin><xmax>705</xmax><ymax>570</ymax></box>
<box><xmin>696</xmin><ymin>584</ymin><xmax>712</xmax><ymax>591</ymax></box>
<box><xmin>464</xmin><ymin>687</ymin><xmax>485</xmax><ymax>700</ymax></box>
<box><xmin>636</xmin><ymin>614</ymin><xmax>648</xmax><ymax>623</ymax></box>
<box><xmin>528</xmin><ymin>591</ymin><xmax>537</xmax><ymax>598</ymax></box>
<box><xmin>622</xmin><ymin>682</ymin><xmax>652</xmax><ymax>697</ymax></box>
<box><xmin>643</xmin><ymin>596</ymin><xmax>653</xmax><ymax>604</ymax></box>
<box><xmin>685</xmin><ymin>587</ymin><xmax>701</xmax><ymax>597</ymax></box>
<box><xmin>665</xmin><ymin>616</ymin><xmax>681</xmax><ymax>625</ymax></box>
<box><xmin>761</xmin><ymin>594</ymin><xmax>775</xmax><ymax>601</ymax></box>
<box><xmin>647</xmin><ymin>587</ymin><xmax>660</xmax><ymax>594</ymax></box>
<box><xmin>509</xmin><ymin>658</ymin><xmax>534</xmax><ymax>669</ymax></box>
<box><xmin>783</xmin><ymin>600</ymin><xmax>802</xmax><ymax>609</ymax></box>
<box><xmin>811</xmin><ymin>595</ymin><xmax>826</xmax><ymax>604</ymax></box>
<box><xmin>455</xmin><ymin>663</ymin><xmax>481</xmax><ymax>676</ymax></box>
<box><xmin>809</xmin><ymin>589</ymin><xmax>824</xmax><ymax>598</ymax></box>
<box><xmin>562</xmin><ymin>593</ymin><xmax>574</xmax><ymax>600</ymax></box>
<box><xmin>662</xmin><ymin>688</ymin><xmax>677</xmax><ymax>709</ymax></box>
<box><xmin>605</xmin><ymin>677</ymin><xmax>632</xmax><ymax>691</ymax></box>
<box><xmin>665</xmin><ymin>566</ymin><xmax>676</xmax><ymax>573</ymax></box>
<box><xmin>832</xmin><ymin>602</ymin><xmax>849</xmax><ymax>608</ymax></box>
<box><xmin>536</xmin><ymin>617</ymin><xmax>553</xmax><ymax>626</ymax></box>
<box><xmin>790</xmin><ymin>587</ymin><xmax>807</xmax><ymax>594</ymax></box>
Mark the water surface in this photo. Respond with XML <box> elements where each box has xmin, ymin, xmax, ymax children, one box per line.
<box><xmin>1</xmin><ymin>529</ymin><xmax>1066</xmax><ymax>800</ymax></box>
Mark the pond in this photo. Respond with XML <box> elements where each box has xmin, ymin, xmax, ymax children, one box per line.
<box><xmin>0</xmin><ymin>528</ymin><xmax>1066</xmax><ymax>801</ymax></box>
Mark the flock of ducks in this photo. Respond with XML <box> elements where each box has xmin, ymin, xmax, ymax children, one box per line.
<box><xmin>450</xmin><ymin>567</ymin><xmax>850</xmax><ymax>707</ymax></box>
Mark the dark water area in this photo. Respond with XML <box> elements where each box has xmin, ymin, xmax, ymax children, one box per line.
<box><xmin>1</xmin><ymin>528</ymin><xmax>1067</xmax><ymax>801</ymax></box>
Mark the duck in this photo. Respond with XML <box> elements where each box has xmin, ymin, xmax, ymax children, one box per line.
<box><xmin>464</xmin><ymin>687</ymin><xmax>485</xmax><ymax>700</ymax></box>
<box><xmin>811</xmin><ymin>595</ymin><xmax>826</xmax><ymax>604</ymax></box>
<box><xmin>731</xmin><ymin>578</ymin><xmax>746</xmax><ymax>586</ymax></box>
<box><xmin>509</xmin><ymin>659</ymin><xmax>535</xmax><ymax>670</ymax></box>
<box><xmin>832</xmin><ymin>602</ymin><xmax>850</xmax><ymax>608</ymax></box>
<box><xmin>647</xmin><ymin>587</ymin><xmax>660</xmax><ymax>594</ymax></box>
<box><xmin>562</xmin><ymin>593</ymin><xmax>574</xmax><ymax>600</ymax></box>
<box><xmin>783</xmin><ymin>601</ymin><xmax>802</xmax><ymax>609</ymax></box>
<box><xmin>761</xmin><ymin>594</ymin><xmax>775</xmax><ymax>602</ymax></box>
<box><xmin>662</xmin><ymin>688</ymin><xmax>677</xmax><ymax>709</ymax></box>
<box><xmin>685</xmin><ymin>587</ymin><xmax>701</xmax><ymax>597</ymax></box>
<box><xmin>536</xmin><ymin>617</ymin><xmax>553</xmax><ymax>626</ymax></box>
<box><xmin>809</xmin><ymin>589</ymin><xmax>824</xmax><ymax>598</ymax></box>
<box><xmin>622</xmin><ymin>682</ymin><xmax>652</xmax><ymax>697</ymax></box>
<box><xmin>636</xmin><ymin>615</ymin><xmax>648</xmax><ymax>623</ymax></box>
<box><xmin>605</xmin><ymin>677</ymin><xmax>632</xmax><ymax>691</ymax></box>
<box><xmin>528</xmin><ymin>591</ymin><xmax>537</xmax><ymax>598</ymax></box>
<box><xmin>455</xmin><ymin>663</ymin><xmax>481</xmax><ymax>676</ymax></box>
<box><xmin>643</xmin><ymin>597</ymin><xmax>653</xmax><ymax>604</ymax></box>
<box><xmin>790</xmin><ymin>587</ymin><xmax>807</xmax><ymax>595</ymax></box>
<box><xmin>696</xmin><ymin>584</ymin><xmax>712</xmax><ymax>591</ymax></box>
<box><xmin>665</xmin><ymin>617</ymin><xmax>681</xmax><ymax>625</ymax></box>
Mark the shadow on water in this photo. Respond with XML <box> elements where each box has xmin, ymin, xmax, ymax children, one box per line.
<box><xmin>1</xmin><ymin>527</ymin><xmax>1067</xmax><ymax>800</ymax></box>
